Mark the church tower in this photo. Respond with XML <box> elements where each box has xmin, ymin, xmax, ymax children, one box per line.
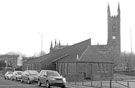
<box><xmin>107</xmin><ymin>3</ymin><xmax>121</xmax><ymax>62</ymax></box>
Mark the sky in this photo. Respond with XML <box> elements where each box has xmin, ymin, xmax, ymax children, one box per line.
<box><xmin>0</xmin><ymin>0</ymin><xmax>135</xmax><ymax>56</ymax></box>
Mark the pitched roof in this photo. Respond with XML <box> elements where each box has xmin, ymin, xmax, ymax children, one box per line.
<box><xmin>25</xmin><ymin>38</ymin><xmax>91</xmax><ymax>63</ymax></box>
<box><xmin>79</xmin><ymin>45</ymin><xmax>113</xmax><ymax>63</ymax></box>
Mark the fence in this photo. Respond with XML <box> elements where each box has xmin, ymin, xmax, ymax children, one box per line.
<box><xmin>67</xmin><ymin>78</ymin><xmax>135</xmax><ymax>88</ymax></box>
<box><xmin>67</xmin><ymin>80</ymin><xmax>114</xmax><ymax>88</ymax></box>
<box><xmin>114</xmin><ymin>78</ymin><xmax>135</xmax><ymax>88</ymax></box>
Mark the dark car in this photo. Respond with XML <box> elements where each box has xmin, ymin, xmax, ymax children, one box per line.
<box><xmin>38</xmin><ymin>70</ymin><xmax>66</xmax><ymax>88</ymax></box>
<box><xmin>21</xmin><ymin>70</ymin><xmax>39</xmax><ymax>84</ymax></box>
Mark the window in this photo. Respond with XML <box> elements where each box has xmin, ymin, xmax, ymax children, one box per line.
<box><xmin>97</xmin><ymin>63</ymin><xmax>100</xmax><ymax>72</ymax></box>
<box><xmin>64</xmin><ymin>63</ymin><xmax>68</xmax><ymax>75</ymax></box>
<box><xmin>68</xmin><ymin>63</ymin><xmax>76</xmax><ymax>74</ymax></box>
<box><xmin>58</xmin><ymin>63</ymin><xmax>62</xmax><ymax>74</ymax></box>
<box><xmin>100</xmin><ymin>64</ymin><xmax>104</xmax><ymax>73</ymax></box>
<box><xmin>97</xmin><ymin>63</ymin><xmax>107</xmax><ymax>73</ymax></box>
<box><xmin>112</xmin><ymin>36</ymin><xmax>116</xmax><ymax>39</ymax></box>
<box><xmin>112</xmin><ymin>24</ymin><xmax>117</xmax><ymax>32</ymax></box>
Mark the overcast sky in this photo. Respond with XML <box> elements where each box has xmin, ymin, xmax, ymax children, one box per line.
<box><xmin>0</xmin><ymin>0</ymin><xmax>134</xmax><ymax>56</ymax></box>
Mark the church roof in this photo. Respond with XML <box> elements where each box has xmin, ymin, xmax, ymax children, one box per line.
<box><xmin>79</xmin><ymin>45</ymin><xmax>113</xmax><ymax>63</ymax></box>
<box><xmin>24</xmin><ymin>38</ymin><xmax>91</xmax><ymax>63</ymax></box>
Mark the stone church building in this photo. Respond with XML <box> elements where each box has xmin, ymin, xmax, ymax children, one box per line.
<box><xmin>23</xmin><ymin>3</ymin><xmax>121</xmax><ymax>81</ymax></box>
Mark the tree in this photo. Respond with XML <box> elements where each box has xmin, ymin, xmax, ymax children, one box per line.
<box><xmin>39</xmin><ymin>51</ymin><xmax>46</xmax><ymax>56</ymax></box>
<box><xmin>0</xmin><ymin>61</ymin><xmax>6</xmax><ymax>70</ymax></box>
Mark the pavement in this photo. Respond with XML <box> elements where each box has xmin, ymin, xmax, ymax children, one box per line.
<box><xmin>66</xmin><ymin>83</ymin><xmax>95</xmax><ymax>88</ymax></box>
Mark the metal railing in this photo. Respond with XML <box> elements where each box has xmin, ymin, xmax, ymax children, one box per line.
<box><xmin>67</xmin><ymin>78</ymin><xmax>135</xmax><ymax>88</ymax></box>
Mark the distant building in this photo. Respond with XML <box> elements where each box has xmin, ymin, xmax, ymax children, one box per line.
<box><xmin>0</xmin><ymin>54</ymin><xmax>19</xmax><ymax>68</ymax></box>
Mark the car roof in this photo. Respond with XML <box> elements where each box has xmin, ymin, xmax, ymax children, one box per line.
<box><xmin>25</xmin><ymin>70</ymin><xmax>38</xmax><ymax>72</ymax></box>
<box><xmin>13</xmin><ymin>71</ymin><xmax>23</xmax><ymax>73</ymax></box>
<box><xmin>6</xmin><ymin>71</ymin><xmax>13</xmax><ymax>73</ymax></box>
<box><xmin>40</xmin><ymin>70</ymin><xmax>58</xmax><ymax>73</ymax></box>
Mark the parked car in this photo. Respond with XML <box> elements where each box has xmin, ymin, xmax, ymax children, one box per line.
<box><xmin>4</xmin><ymin>71</ymin><xmax>13</xmax><ymax>80</ymax></box>
<box><xmin>38</xmin><ymin>70</ymin><xmax>66</xmax><ymax>88</ymax></box>
<box><xmin>21</xmin><ymin>70</ymin><xmax>39</xmax><ymax>84</ymax></box>
<box><xmin>11</xmin><ymin>71</ymin><xmax>23</xmax><ymax>81</ymax></box>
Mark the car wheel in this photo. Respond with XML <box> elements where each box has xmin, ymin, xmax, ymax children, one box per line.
<box><xmin>38</xmin><ymin>80</ymin><xmax>41</xmax><ymax>86</ymax></box>
<box><xmin>16</xmin><ymin>77</ymin><xmax>17</xmax><ymax>81</ymax></box>
<box><xmin>27</xmin><ymin>79</ymin><xmax>31</xmax><ymax>84</ymax></box>
<box><xmin>7</xmin><ymin>77</ymin><xmax>9</xmax><ymax>80</ymax></box>
<box><xmin>21</xmin><ymin>79</ymin><xmax>23</xmax><ymax>83</ymax></box>
<box><xmin>11</xmin><ymin>78</ymin><xmax>13</xmax><ymax>81</ymax></box>
<box><xmin>46</xmin><ymin>81</ymin><xmax>50</xmax><ymax>88</ymax></box>
<box><xmin>4</xmin><ymin>77</ymin><xmax>6</xmax><ymax>80</ymax></box>
<box><xmin>61</xmin><ymin>85</ymin><xmax>66</xmax><ymax>88</ymax></box>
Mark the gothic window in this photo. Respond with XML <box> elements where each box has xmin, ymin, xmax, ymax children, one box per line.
<box><xmin>97</xmin><ymin>63</ymin><xmax>100</xmax><ymax>73</ymax></box>
<box><xmin>112</xmin><ymin>24</ymin><xmax>116</xmax><ymax>32</ymax></box>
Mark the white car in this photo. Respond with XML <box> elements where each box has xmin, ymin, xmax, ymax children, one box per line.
<box><xmin>4</xmin><ymin>71</ymin><xmax>13</xmax><ymax>80</ymax></box>
<box><xmin>11</xmin><ymin>71</ymin><xmax>23</xmax><ymax>81</ymax></box>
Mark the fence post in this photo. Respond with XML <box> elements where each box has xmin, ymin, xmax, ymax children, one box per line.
<box><xmin>101</xmin><ymin>80</ymin><xmax>102</xmax><ymax>87</ymax></box>
<box><xmin>127</xmin><ymin>81</ymin><xmax>129</xmax><ymax>87</ymax></box>
<box><xmin>82</xmin><ymin>79</ymin><xmax>84</xmax><ymax>86</ymax></box>
<box><xmin>110</xmin><ymin>80</ymin><xmax>112</xmax><ymax>88</ymax></box>
<box><xmin>91</xmin><ymin>80</ymin><xmax>93</xmax><ymax>87</ymax></box>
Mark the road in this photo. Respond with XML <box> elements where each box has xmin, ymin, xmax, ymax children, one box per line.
<box><xmin>0</xmin><ymin>76</ymin><xmax>96</xmax><ymax>88</ymax></box>
<box><xmin>0</xmin><ymin>76</ymin><xmax>67</xmax><ymax>88</ymax></box>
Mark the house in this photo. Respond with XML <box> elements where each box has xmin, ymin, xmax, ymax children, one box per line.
<box><xmin>0</xmin><ymin>54</ymin><xmax>19</xmax><ymax>68</ymax></box>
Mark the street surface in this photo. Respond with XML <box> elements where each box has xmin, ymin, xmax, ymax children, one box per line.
<box><xmin>0</xmin><ymin>76</ymin><xmax>65</xmax><ymax>88</ymax></box>
<box><xmin>0</xmin><ymin>76</ymin><xmax>94</xmax><ymax>88</ymax></box>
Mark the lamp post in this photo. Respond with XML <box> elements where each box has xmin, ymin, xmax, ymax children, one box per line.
<box><xmin>5</xmin><ymin>60</ymin><xmax>7</xmax><ymax>68</ymax></box>
<box><xmin>4</xmin><ymin>60</ymin><xmax>7</xmax><ymax>73</ymax></box>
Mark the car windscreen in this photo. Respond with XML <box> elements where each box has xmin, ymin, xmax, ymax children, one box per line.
<box><xmin>47</xmin><ymin>71</ymin><xmax>60</xmax><ymax>76</ymax></box>
<box><xmin>8</xmin><ymin>72</ymin><xmax>13</xmax><ymax>74</ymax></box>
<box><xmin>17</xmin><ymin>72</ymin><xmax>22</xmax><ymax>75</ymax></box>
<box><xmin>28</xmin><ymin>71</ymin><xmax>38</xmax><ymax>75</ymax></box>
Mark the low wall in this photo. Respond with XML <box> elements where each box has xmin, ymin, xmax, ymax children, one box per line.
<box><xmin>64</xmin><ymin>74</ymin><xmax>84</xmax><ymax>82</ymax></box>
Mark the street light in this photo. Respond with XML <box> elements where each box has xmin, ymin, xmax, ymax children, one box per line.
<box><xmin>5</xmin><ymin>60</ymin><xmax>7</xmax><ymax>68</ymax></box>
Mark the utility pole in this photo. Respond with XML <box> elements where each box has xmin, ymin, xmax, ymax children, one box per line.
<box><xmin>39</xmin><ymin>32</ymin><xmax>43</xmax><ymax>52</ymax></box>
<box><xmin>130</xmin><ymin>27</ymin><xmax>133</xmax><ymax>71</ymax></box>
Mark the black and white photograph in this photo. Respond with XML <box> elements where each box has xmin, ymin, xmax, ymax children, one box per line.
<box><xmin>0</xmin><ymin>0</ymin><xmax>135</xmax><ymax>88</ymax></box>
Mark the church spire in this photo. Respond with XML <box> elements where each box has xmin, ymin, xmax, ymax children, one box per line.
<box><xmin>118</xmin><ymin>3</ymin><xmax>120</xmax><ymax>16</ymax></box>
<box><xmin>55</xmin><ymin>39</ymin><xmax>57</xmax><ymax>46</ymax></box>
<box><xmin>59</xmin><ymin>40</ymin><xmax>61</xmax><ymax>46</ymax></box>
<box><xmin>50</xmin><ymin>41</ymin><xmax>53</xmax><ymax>48</ymax></box>
<box><xmin>50</xmin><ymin>41</ymin><xmax>53</xmax><ymax>53</ymax></box>
<box><xmin>107</xmin><ymin>3</ymin><xmax>110</xmax><ymax>16</ymax></box>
